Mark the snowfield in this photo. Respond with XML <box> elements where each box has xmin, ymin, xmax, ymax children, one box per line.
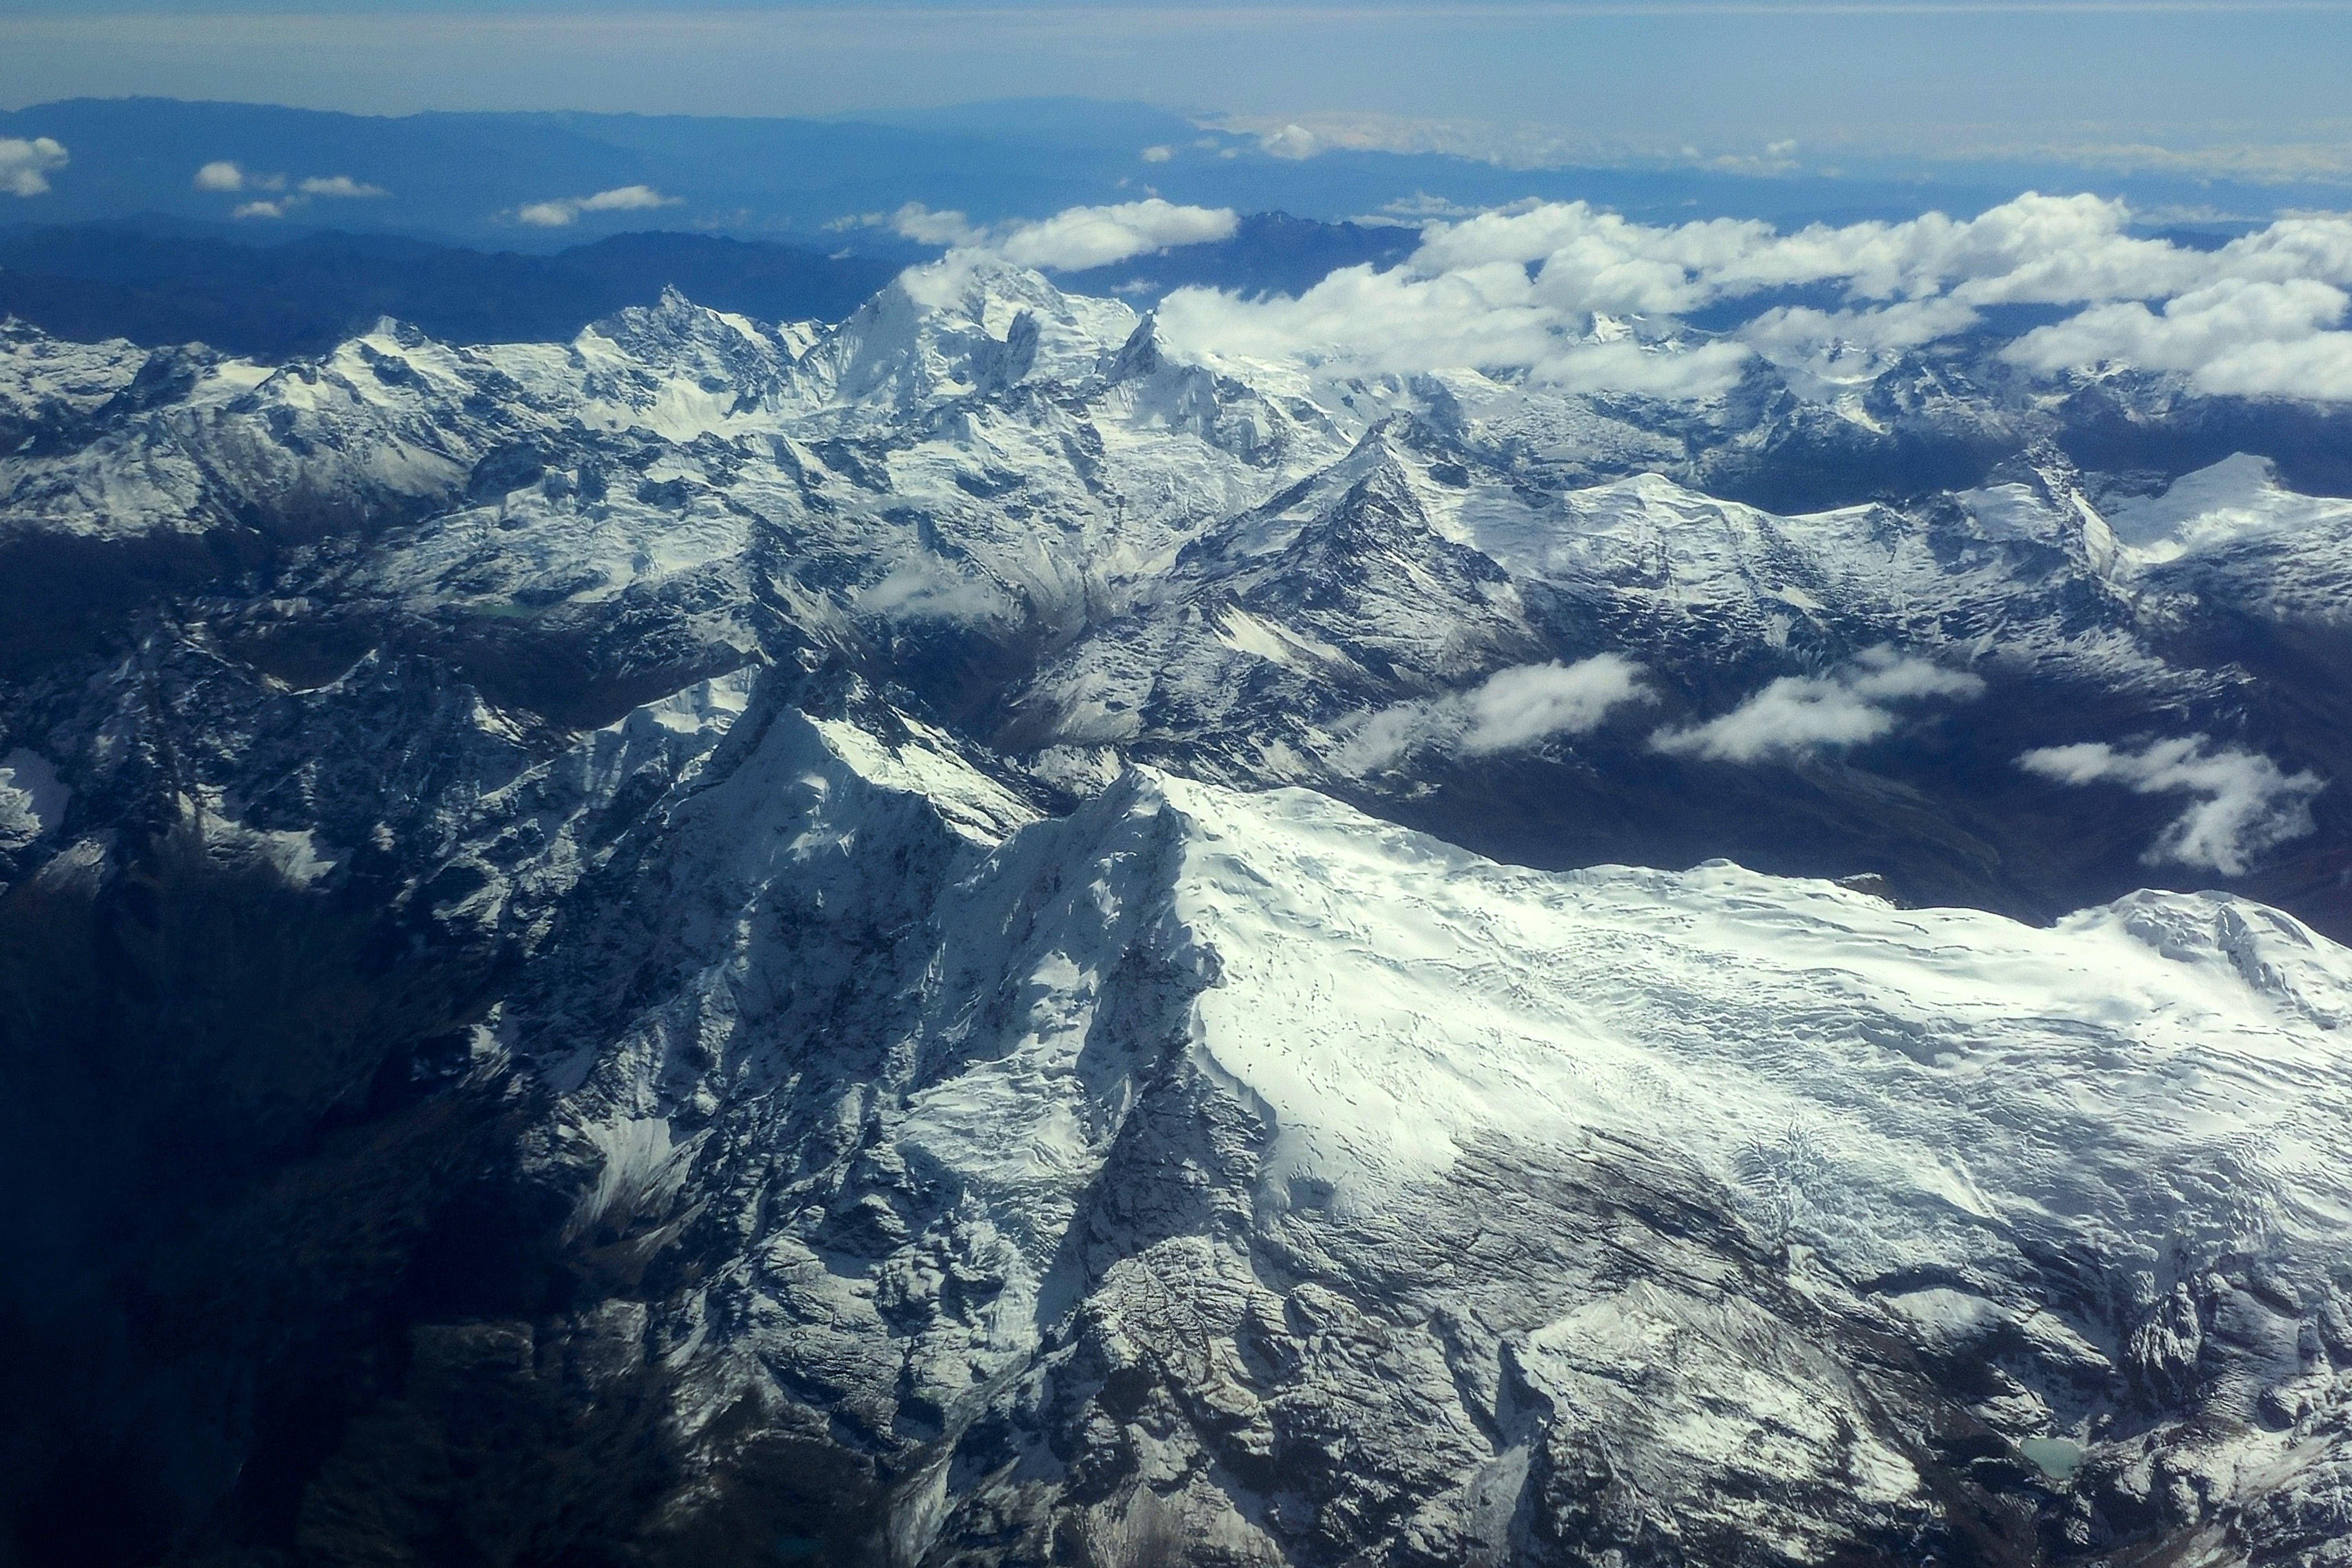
<box><xmin>514</xmin><ymin>679</ymin><xmax>2352</xmax><ymax>1565</ymax></box>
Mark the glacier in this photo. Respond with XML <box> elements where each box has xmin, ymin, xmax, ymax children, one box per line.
<box><xmin>481</xmin><ymin>675</ymin><xmax>2352</xmax><ymax>1565</ymax></box>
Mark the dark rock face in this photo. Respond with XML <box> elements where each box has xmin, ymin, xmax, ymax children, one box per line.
<box><xmin>4</xmin><ymin>262</ymin><xmax>2352</xmax><ymax>1568</ymax></box>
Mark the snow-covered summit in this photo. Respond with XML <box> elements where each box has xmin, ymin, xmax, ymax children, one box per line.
<box><xmin>785</xmin><ymin>252</ymin><xmax>1140</xmax><ymax>423</ymax></box>
<box><xmin>515</xmin><ymin>702</ymin><xmax>2352</xmax><ymax>1566</ymax></box>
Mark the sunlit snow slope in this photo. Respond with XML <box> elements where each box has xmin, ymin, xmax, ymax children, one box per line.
<box><xmin>505</xmin><ymin>684</ymin><xmax>2352</xmax><ymax>1567</ymax></box>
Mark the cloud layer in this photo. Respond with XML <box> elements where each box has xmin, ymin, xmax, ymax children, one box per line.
<box><xmin>1151</xmin><ymin>193</ymin><xmax>2352</xmax><ymax>401</ymax></box>
<box><xmin>863</xmin><ymin>199</ymin><xmax>1239</xmax><ymax>272</ymax></box>
<box><xmin>2019</xmin><ymin>736</ymin><xmax>2324</xmax><ymax>875</ymax></box>
<box><xmin>1340</xmin><ymin>655</ymin><xmax>1649</xmax><ymax>770</ymax></box>
<box><xmin>0</xmin><ymin>137</ymin><xmax>68</xmax><ymax>198</ymax></box>
<box><xmin>1653</xmin><ymin>650</ymin><xmax>1984</xmax><ymax>763</ymax></box>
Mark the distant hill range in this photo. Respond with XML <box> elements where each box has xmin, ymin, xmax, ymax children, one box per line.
<box><xmin>0</xmin><ymin>213</ymin><xmax>1417</xmax><ymax>358</ymax></box>
<box><xmin>0</xmin><ymin>96</ymin><xmax>2296</xmax><ymax>260</ymax></box>
<box><xmin>0</xmin><ymin>223</ymin><xmax>897</xmax><ymax>357</ymax></box>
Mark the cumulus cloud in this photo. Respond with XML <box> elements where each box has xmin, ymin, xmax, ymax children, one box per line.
<box><xmin>198</xmin><ymin>161</ymin><xmax>386</xmax><ymax>214</ymax></box>
<box><xmin>1653</xmin><ymin>649</ymin><xmax>1983</xmax><ymax>764</ymax></box>
<box><xmin>0</xmin><ymin>137</ymin><xmax>69</xmax><ymax>198</ymax></box>
<box><xmin>997</xmin><ymin>199</ymin><xmax>1239</xmax><ymax>270</ymax></box>
<box><xmin>1340</xmin><ymin>655</ymin><xmax>1649</xmax><ymax>770</ymax></box>
<box><xmin>852</xmin><ymin>199</ymin><xmax>1238</xmax><ymax>270</ymax></box>
<box><xmin>1389</xmin><ymin>191</ymin><xmax>2238</xmax><ymax>312</ymax></box>
<box><xmin>2005</xmin><ymin>277</ymin><xmax>2352</xmax><ymax>400</ymax></box>
<box><xmin>1140</xmin><ymin>144</ymin><xmax>1174</xmax><ymax>164</ymax></box>
<box><xmin>298</xmin><ymin>174</ymin><xmax>387</xmax><ymax>198</ymax></box>
<box><xmin>579</xmin><ymin>184</ymin><xmax>674</xmax><ymax>212</ymax></box>
<box><xmin>1257</xmin><ymin>124</ymin><xmax>1320</xmax><ymax>160</ymax></box>
<box><xmin>1739</xmin><ymin>296</ymin><xmax>1983</xmax><ymax>374</ymax></box>
<box><xmin>852</xmin><ymin>203</ymin><xmax>987</xmax><ymax>246</ymax></box>
<box><xmin>2018</xmin><ymin>736</ymin><xmax>2323</xmax><ymax>875</ymax></box>
<box><xmin>1157</xmin><ymin>258</ymin><xmax>1757</xmax><ymax>398</ymax></box>
<box><xmin>514</xmin><ymin>184</ymin><xmax>678</xmax><ymax>227</ymax></box>
<box><xmin>1147</xmin><ymin>191</ymin><xmax>2352</xmax><ymax>401</ymax></box>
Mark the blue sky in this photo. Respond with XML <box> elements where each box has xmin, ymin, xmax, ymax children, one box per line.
<box><xmin>4</xmin><ymin>1</ymin><xmax>2349</xmax><ymax>183</ymax></box>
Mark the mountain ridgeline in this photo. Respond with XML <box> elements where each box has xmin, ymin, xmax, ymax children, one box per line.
<box><xmin>4</xmin><ymin>242</ymin><xmax>2352</xmax><ymax>1567</ymax></box>
<box><xmin>0</xmin><ymin>213</ymin><xmax>1415</xmax><ymax>361</ymax></box>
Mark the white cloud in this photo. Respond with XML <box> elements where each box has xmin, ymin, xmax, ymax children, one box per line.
<box><xmin>1398</xmin><ymin>191</ymin><xmax>2241</xmax><ymax>312</ymax></box>
<box><xmin>1258</xmin><ymin>124</ymin><xmax>1319</xmax><ymax>160</ymax></box>
<box><xmin>1206</xmin><ymin>111</ymin><xmax>1634</xmax><ymax>172</ymax></box>
<box><xmin>514</xmin><ymin>184</ymin><xmax>679</xmax><ymax>227</ymax></box>
<box><xmin>1739</xmin><ymin>296</ymin><xmax>1984</xmax><ymax>372</ymax></box>
<box><xmin>886</xmin><ymin>203</ymin><xmax>988</xmax><ymax>246</ymax></box>
<box><xmin>1140</xmin><ymin>144</ymin><xmax>1173</xmax><ymax>164</ymax></box>
<box><xmin>823</xmin><ymin>202</ymin><xmax>985</xmax><ymax>245</ymax></box>
<box><xmin>298</xmin><ymin>174</ymin><xmax>387</xmax><ymax>198</ymax></box>
<box><xmin>578</xmin><ymin>183</ymin><xmax>673</xmax><ymax>212</ymax></box>
<box><xmin>1206</xmin><ymin>109</ymin><xmax>2352</xmax><ymax>191</ymax></box>
<box><xmin>1144</xmin><ymin>191</ymin><xmax>2352</xmax><ymax>401</ymax></box>
<box><xmin>198</xmin><ymin>162</ymin><xmax>387</xmax><ymax>212</ymax></box>
<box><xmin>857</xmin><ymin>198</ymin><xmax>1238</xmax><ymax>271</ymax></box>
<box><xmin>1379</xmin><ymin>192</ymin><xmax>1484</xmax><ymax>221</ymax></box>
<box><xmin>2005</xmin><ymin>277</ymin><xmax>2352</xmax><ymax>399</ymax></box>
<box><xmin>995</xmin><ymin>199</ymin><xmax>1239</xmax><ymax>270</ymax></box>
<box><xmin>1157</xmin><ymin>251</ymin><xmax>1756</xmax><ymax>398</ymax></box>
<box><xmin>1653</xmin><ymin>648</ymin><xmax>1983</xmax><ymax>764</ymax></box>
<box><xmin>1340</xmin><ymin>655</ymin><xmax>1649</xmax><ymax>770</ymax></box>
<box><xmin>2018</xmin><ymin>737</ymin><xmax>2323</xmax><ymax>876</ymax></box>
<box><xmin>854</xmin><ymin>559</ymin><xmax>1013</xmax><ymax>623</ymax></box>
<box><xmin>0</xmin><ymin>136</ymin><xmax>68</xmax><ymax>198</ymax></box>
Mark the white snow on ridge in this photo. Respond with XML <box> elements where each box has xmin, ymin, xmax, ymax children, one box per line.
<box><xmin>874</xmin><ymin>761</ymin><xmax>2352</xmax><ymax>1341</ymax></box>
<box><xmin>1119</xmin><ymin>774</ymin><xmax>2352</xmax><ymax>1285</ymax></box>
<box><xmin>2107</xmin><ymin>452</ymin><xmax>2352</xmax><ymax>561</ymax></box>
<box><xmin>0</xmin><ymin>748</ymin><xmax>67</xmax><ymax>849</ymax></box>
<box><xmin>758</xmin><ymin>755</ymin><xmax>2352</xmax><ymax>1555</ymax></box>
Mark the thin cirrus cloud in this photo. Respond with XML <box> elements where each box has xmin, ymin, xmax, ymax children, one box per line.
<box><xmin>1652</xmin><ymin>649</ymin><xmax>1985</xmax><ymax>763</ymax></box>
<box><xmin>2019</xmin><ymin>736</ymin><xmax>2324</xmax><ymax>875</ymax></box>
<box><xmin>0</xmin><ymin>136</ymin><xmax>68</xmax><ymax>198</ymax></box>
<box><xmin>194</xmin><ymin>160</ymin><xmax>388</xmax><ymax>218</ymax></box>
<box><xmin>513</xmin><ymin>184</ymin><xmax>679</xmax><ymax>227</ymax></box>
<box><xmin>1150</xmin><ymin>192</ymin><xmax>2352</xmax><ymax>401</ymax></box>
<box><xmin>1338</xmin><ymin>655</ymin><xmax>1651</xmax><ymax>771</ymax></box>
<box><xmin>848</xmin><ymin>199</ymin><xmax>1240</xmax><ymax>271</ymax></box>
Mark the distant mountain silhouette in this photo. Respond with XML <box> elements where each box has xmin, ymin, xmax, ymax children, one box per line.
<box><xmin>0</xmin><ymin>212</ymin><xmax>1420</xmax><ymax>359</ymax></box>
<box><xmin>0</xmin><ymin>223</ymin><xmax>897</xmax><ymax>357</ymax></box>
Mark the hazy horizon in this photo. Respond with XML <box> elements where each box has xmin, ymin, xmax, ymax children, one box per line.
<box><xmin>5</xmin><ymin>0</ymin><xmax>2351</xmax><ymax>192</ymax></box>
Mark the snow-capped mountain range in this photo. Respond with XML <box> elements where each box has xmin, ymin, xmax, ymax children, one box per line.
<box><xmin>4</xmin><ymin>232</ymin><xmax>2352</xmax><ymax>1566</ymax></box>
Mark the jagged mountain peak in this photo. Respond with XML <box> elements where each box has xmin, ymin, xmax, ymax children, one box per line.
<box><xmin>530</xmin><ymin>721</ymin><xmax>2352</xmax><ymax>1564</ymax></box>
<box><xmin>796</xmin><ymin>252</ymin><xmax>1141</xmax><ymax>419</ymax></box>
